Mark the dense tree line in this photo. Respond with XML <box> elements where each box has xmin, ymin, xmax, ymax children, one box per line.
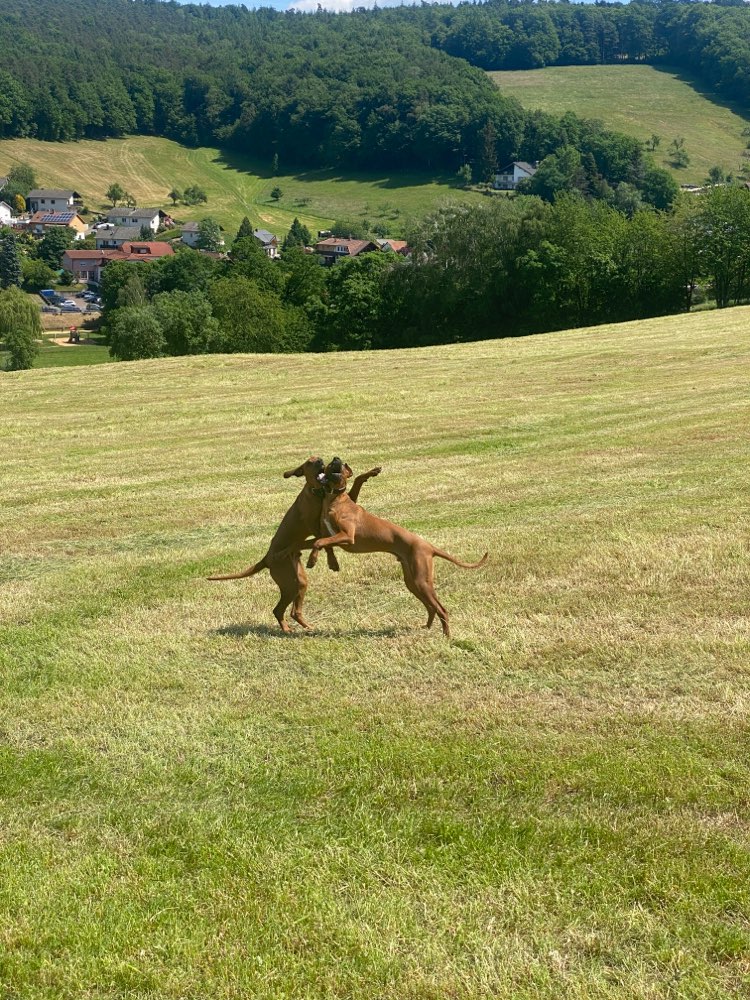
<box><xmin>0</xmin><ymin>0</ymin><xmax>676</xmax><ymax>202</ymax></box>
<box><xmin>96</xmin><ymin>185</ymin><xmax>750</xmax><ymax>362</ymax></box>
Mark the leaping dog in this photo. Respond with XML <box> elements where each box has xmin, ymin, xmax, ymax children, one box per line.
<box><xmin>304</xmin><ymin>457</ymin><xmax>487</xmax><ymax>638</ymax></box>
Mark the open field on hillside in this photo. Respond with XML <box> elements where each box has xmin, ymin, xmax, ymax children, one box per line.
<box><xmin>0</xmin><ymin>136</ymin><xmax>476</xmax><ymax>239</ymax></box>
<box><xmin>491</xmin><ymin>65</ymin><xmax>750</xmax><ymax>186</ymax></box>
<box><xmin>2</xmin><ymin>314</ymin><xmax>749</xmax><ymax>998</ymax></box>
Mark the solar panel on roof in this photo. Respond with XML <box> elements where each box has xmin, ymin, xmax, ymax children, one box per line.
<box><xmin>40</xmin><ymin>212</ymin><xmax>75</xmax><ymax>223</ymax></box>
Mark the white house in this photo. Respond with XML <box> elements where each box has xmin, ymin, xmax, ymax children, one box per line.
<box><xmin>181</xmin><ymin>221</ymin><xmax>200</xmax><ymax>247</ymax></box>
<box><xmin>105</xmin><ymin>208</ymin><xmax>161</xmax><ymax>233</ymax></box>
<box><xmin>27</xmin><ymin>189</ymin><xmax>82</xmax><ymax>213</ymax></box>
<box><xmin>253</xmin><ymin>229</ymin><xmax>279</xmax><ymax>258</ymax></box>
<box><xmin>95</xmin><ymin>226</ymin><xmax>142</xmax><ymax>249</ymax></box>
<box><xmin>0</xmin><ymin>201</ymin><xmax>13</xmax><ymax>226</ymax></box>
<box><xmin>494</xmin><ymin>161</ymin><xmax>538</xmax><ymax>191</ymax></box>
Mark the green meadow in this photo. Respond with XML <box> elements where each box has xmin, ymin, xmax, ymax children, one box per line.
<box><xmin>0</xmin><ymin>136</ymin><xmax>477</xmax><ymax>239</ymax></box>
<box><xmin>1</xmin><ymin>311</ymin><xmax>749</xmax><ymax>997</ymax></box>
<box><xmin>491</xmin><ymin>64</ymin><xmax>750</xmax><ymax>186</ymax></box>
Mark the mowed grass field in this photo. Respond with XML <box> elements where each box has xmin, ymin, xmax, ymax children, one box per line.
<box><xmin>1</xmin><ymin>312</ymin><xmax>749</xmax><ymax>998</ymax></box>
<box><xmin>0</xmin><ymin>135</ymin><xmax>475</xmax><ymax>239</ymax></box>
<box><xmin>491</xmin><ymin>64</ymin><xmax>750</xmax><ymax>186</ymax></box>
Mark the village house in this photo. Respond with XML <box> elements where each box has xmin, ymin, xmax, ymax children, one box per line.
<box><xmin>494</xmin><ymin>161</ymin><xmax>538</xmax><ymax>191</ymax></box>
<box><xmin>376</xmin><ymin>238</ymin><xmax>410</xmax><ymax>255</ymax></box>
<box><xmin>180</xmin><ymin>222</ymin><xmax>200</xmax><ymax>248</ymax></box>
<box><xmin>313</xmin><ymin>237</ymin><xmax>379</xmax><ymax>266</ymax></box>
<box><xmin>95</xmin><ymin>226</ymin><xmax>142</xmax><ymax>249</ymax></box>
<box><xmin>27</xmin><ymin>189</ymin><xmax>82</xmax><ymax>213</ymax></box>
<box><xmin>181</xmin><ymin>221</ymin><xmax>225</xmax><ymax>249</ymax></box>
<box><xmin>0</xmin><ymin>201</ymin><xmax>13</xmax><ymax>226</ymax></box>
<box><xmin>28</xmin><ymin>210</ymin><xmax>89</xmax><ymax>239</ymax></box>
<box><xmin>62</xmin><ymin>241</ymin><xmax>174</xmax><ymax>284</ymax></box>
<box><xmin>253</xmin><ymin>229</ymin><xmax>279</xmax><ymax>258</ymax></box>
<box><xmin>105</xmin><ymin>208</ymin><xmax>172</xmax><ymax>232</ymax></box>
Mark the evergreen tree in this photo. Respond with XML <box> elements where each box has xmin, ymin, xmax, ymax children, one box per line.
<box><xmin>234</xmin><ymin>216</ymin><xmax>254</xmax><ymax>243</ymax></box>
<box><xmin>476</xmin><ymin>121</ymin><xmax>498</xmax><ymax>184</ymax></box>
<box><xmin>0</xmin><ymin>230</ymin><xmax>22</xmax><ymax>288</ymax></box>
<box><xmin>282</xmin><ymin>217</ymin><xmax>312</xmax><ymax>250</ymax></box>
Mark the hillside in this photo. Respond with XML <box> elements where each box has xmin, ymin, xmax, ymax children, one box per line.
<box><xmin>0</xmin><ymin>136</ymin><xmax>478</xmax><ymax>238</ymax></box>
<box><xmin>490</xmin><ymin>65</ymin><xmax>750</xmax><ymax>186</ymax></box>
<box><xmin>2</xmin><ymin>312</ymin><xmax>749</xmax><ymax>997</ymax></box>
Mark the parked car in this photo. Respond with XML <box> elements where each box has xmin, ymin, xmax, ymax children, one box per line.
<box><xmin>60</xmin><ymin>303</ymin><xmax>82</xmax><ymax>313</ymax></box>
<box><xmin>42</xmin><ymin>305</ymin><xmax>61</xmax><ymax>314</ymax></box>
<box><xmin>82</xmin><ymin>291</ymin><xmax>98</xmax><ymax>301</ymax></box>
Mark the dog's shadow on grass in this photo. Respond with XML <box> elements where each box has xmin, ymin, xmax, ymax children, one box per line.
<box><xmin>213</xmin><ymin>623</ymin><xmax>407</xmax><ymax>640</ymax></box>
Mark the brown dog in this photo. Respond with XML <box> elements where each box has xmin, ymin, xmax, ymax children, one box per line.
<box><xmin>304</xmin><ymin>458</ymin><xmax>487</xmax><ymax>637</ymax></box>
<box><xmin>208</xmin><ymin>456</ymin><xmax>381</xmax><ymax>632</ymax></box>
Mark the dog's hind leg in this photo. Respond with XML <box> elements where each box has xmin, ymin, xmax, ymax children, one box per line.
<box><xmin>290</xmin><ymin>558</ymin><xmax>314</xmax><ymax>629</ymax></box>
<box><xmin>397</xmin><ymin>556</ymin><xmax>449</xmax><ymax>635</ymax></box>
<box><xmin>270</xmin><ymin>559</ymin><xmax>302</xmax><ymax>633</ymax></box>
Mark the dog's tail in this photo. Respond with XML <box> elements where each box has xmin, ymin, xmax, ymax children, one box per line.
<box><xmin>207</xmin><ymin>557</ymin><xmax>267</xmax><ymax>581</ymax></box>
<box><xmin>432</xmin><ymin>549</ymin><xmax>489</xmax><ymax>570</ymax></box>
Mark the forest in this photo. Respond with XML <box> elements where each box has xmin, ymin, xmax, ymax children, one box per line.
<box><xmin>0</xmin><ymin>0</ymin><xmax>712</xmax><ymax>206</ymax></box>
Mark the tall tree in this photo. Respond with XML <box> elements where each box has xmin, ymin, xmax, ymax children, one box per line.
<box><xmin>0</xmin><ymin>230</ymin><xmax>22</xmax><ymax>288</ymax></box>
<box><xmin>234</xmin><ymin>216</ymin><xmax>253</xmax><ymax>243</ymax></box>
<box><xmin>3</xmin><ymin>163</ymin><xmax>36</xmax><ymax>203</ymax></box>
<box><xmin>476</xmin><ymin>120</ymin><xmax>498</xmax><ymax>184</ymax></box>
<box><xmin>0</xmin><ymin>284</ymin><xmax>41</xmax><ymax>370</ymax></box>
<box><xmin>37</xmin><ymin>226</ymin><xmax>73</xmax><ymax>267</ymax></box>
<box><xmin>282</xmin><ymin>217</ymin><xmax>312</xmax><ymax>251</ymax></box>
<box><xmin>197</xmin><ymin>217</ymin><xmax>223</xmax><ymax>252</ymax></box>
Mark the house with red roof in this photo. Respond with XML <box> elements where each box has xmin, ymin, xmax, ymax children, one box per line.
<box><xmin>62</xmin><ymin>241</ymin><xmax>175</xmax><ymax>283</ymax></box>
<box><xmin>312</xmin><ymin>237</ymin><xmax>379</xmax><ymax>266</ymax></box>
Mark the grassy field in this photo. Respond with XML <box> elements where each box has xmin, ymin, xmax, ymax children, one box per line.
<box><xmin>0</xmin><ymin>135</ymin><xmax>476</xmax><ymax>239</ymax></box>
<box><xmin>1</xmin><ymin>313</ymin><xmax>749</xmax><ymax>998</ymax></box>
<box><xmin>491</xmin><ymin>64</ymin><xmax>750</xmax><ymax>186</ymax></box>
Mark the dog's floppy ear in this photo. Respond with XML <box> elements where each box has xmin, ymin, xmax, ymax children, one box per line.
<box><xmin>344</xmin><ymin>463</ymin><xmax>353</xmax><ymax>477</ymax></box>
<box><xmin>284</xmin><ymin>463</ymin><xmax>306</xmax><ymax>478</ymax></box>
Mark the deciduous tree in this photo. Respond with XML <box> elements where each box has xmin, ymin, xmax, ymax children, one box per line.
<box><xmin>0</xmin><ymin>284</ymin><xmax>41</xmax><ymax>370</ymax></box>
<box><xmin>108</xmin><ymin>306</ymin><xmax>166</xmax><ymax>360</ymax></box>
<box><xmin>106</xmin><ymin>182</ymin><xmax>125</xmax><ymax>207</ymax></box>
<box><xmin>197</xmin><ymin>217</ymin><xmax>223</xmax><ymax>251</ymax></box>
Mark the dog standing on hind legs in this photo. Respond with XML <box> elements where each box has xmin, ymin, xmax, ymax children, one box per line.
<box><xmin>305</xmin><ymin>458</ymin><xmax>487</xmax><ymax>638</ymax></box>
<box><xmin>208</xmin><ymin>456</ymin><xmax>381</xmax><ymax>633</ymax></box>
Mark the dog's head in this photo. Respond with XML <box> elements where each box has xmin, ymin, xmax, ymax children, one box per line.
<box><xmin>322</xmin><ymin>456</ymin><xmax>353</xmax><ymax>492</ymax></box>
<box><xmin>283</xmin><ymin>456</ymin><xmax>326</xmax><ymax>488</ymax></box>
